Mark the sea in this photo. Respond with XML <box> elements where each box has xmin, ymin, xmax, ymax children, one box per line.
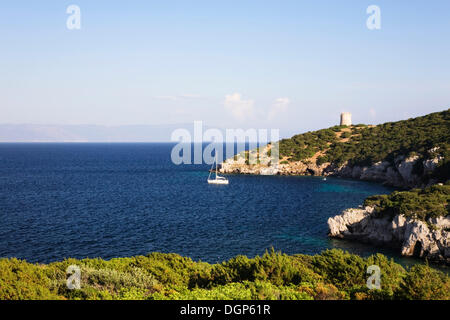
<box><xmin>0</xmin><ymin>143</ymin><xmax>437</xmax><ymax>268</ymax></box>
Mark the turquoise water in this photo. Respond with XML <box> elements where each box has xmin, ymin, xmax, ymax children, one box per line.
<box><xmin>0</xmin><ymin>143</ymin><xmax>441</xmax><ymax>269</ymax></box>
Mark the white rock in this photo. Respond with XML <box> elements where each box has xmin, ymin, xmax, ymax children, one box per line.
<box><xmin>397</xmin><ymin>155</ymin><xmax>420</xmax><ymax>186</ymax></box>
<box><xmin>328</xmin><ymin>208</ymin><xmax>450</xmax><ymax>264</ymax></box>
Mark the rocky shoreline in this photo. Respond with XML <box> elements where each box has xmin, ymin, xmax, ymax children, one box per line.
<box><xmin>219</xmin><ymin>148</ymin><xmax>443</xmax><ymax>189</ymax></box>
<box><xmin>327</xmin><ymin>206</ymin><xmax>450</xmax><ymax>265</ymax></box>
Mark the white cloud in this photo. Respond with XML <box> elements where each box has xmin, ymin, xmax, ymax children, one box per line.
<box><xmin>224</xmin><ymin>93</ymin><xmax>255</xmax><ymax>122</ymax></box>
<box><xmin>369</xmin><ymin>108</ymin><xmax>376</xmax><ymax>118</ymax></box>
<box><xmin>267</xmin><ymin>97</ymin><xmax>290</xmax><ymax>121</ymax></box>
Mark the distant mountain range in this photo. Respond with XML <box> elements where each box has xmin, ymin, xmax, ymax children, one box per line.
<box><xmin>0</xmin><ymin>124</ymin><xmax>298</xmax><ymax>143</ymax></box>
<box><xmin>0</xmin><ymin>124</ymin><xmax>198</xmax><ymax>142</ymax></box>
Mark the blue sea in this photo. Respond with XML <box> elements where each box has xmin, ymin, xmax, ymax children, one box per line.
<box><xmin>0</xmin><ymin>143</ymin><xmax>424</xmax><ymax>266</ymax></box>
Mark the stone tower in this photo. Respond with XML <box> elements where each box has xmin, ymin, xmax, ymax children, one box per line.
<box><xmin>340</xmin><ymin>112</ymin><xmax>352</xmax><ymax>126</ymax></box>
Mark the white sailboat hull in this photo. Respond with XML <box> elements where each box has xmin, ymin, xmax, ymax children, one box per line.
<box><xmin>207</xmin><ymin>179</ymin><xmax>229</xmax><ymax>185</ymax></box>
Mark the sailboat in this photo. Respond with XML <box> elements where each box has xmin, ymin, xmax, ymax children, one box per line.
<box><xmin>207</xmin><ymin>154</ymin><xmax>229</xmax><ymax>185</ymax></box>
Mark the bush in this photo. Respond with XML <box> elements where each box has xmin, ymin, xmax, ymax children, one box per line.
<box><xmin>0</xmin><ymin>258</ymin><xmax>62</xmax><ymax>300</ymax></box>
<box><xmin>396</xmin><ymin>264</ymin><xmax>450</xmax><ymax>300</ymax></box>
<box><xmin>0</xmin><ymin>250</ymin><xmax>448</xmax><ymax>300</ymax></box>
<box><xmin>364</xmin><ymin>184</ymin><xmax>450</xmax><ymax>221</ymax></box>
<box><xmin>341</xmin><ymin>132</ymin><xmax>351</xmax><ymax>139</ymax></box>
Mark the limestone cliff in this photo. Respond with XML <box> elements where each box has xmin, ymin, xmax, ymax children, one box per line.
<box><xmin>220</xmin><ymin>145</ymin><xmax>444</xmax><ymax>189</ymax></box>
<box><xmin>327</xmin><ymin>206</ymin><xmax>450</xmax><ymax>265</ymax></box>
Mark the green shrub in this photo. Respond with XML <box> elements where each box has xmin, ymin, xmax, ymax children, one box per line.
<box><xmin>0</xmin><ymin>258</ymin><xmax>61</xmax><ymax>300</ymax></box>
<box><xmin>0</xmin><ymin>250</ymin><xmax>448</xmax><ymax>300</ymax></box>
<box><xmin>396</xmin><ymin>264</ymin><xmax>450</xmax><ymax>300</ymax></box>
<box><xmin>364</xmin><ymin>184</ymin><xmax>450</xmax><ymax>221</ymax></box>
<box><xmin>341</xmin><ymin>132</ymin><xmax>351</xmax><ymax>139</ymax></box>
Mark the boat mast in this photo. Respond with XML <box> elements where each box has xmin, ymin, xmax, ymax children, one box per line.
<box><xmin>215</xmin><ymin>153</ymin><xmax>218</xmax><ymax>177</ymax></box>
<box><xmin>208</xmin><ymin>155</ymin><xmax>214</xmax><ymax>181</ymax></box>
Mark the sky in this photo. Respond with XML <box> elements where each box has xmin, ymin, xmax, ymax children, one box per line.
<box><xmin>1</xmin><ymin>0</ymin><xmax>449</xmax><ymax>137</ymax></box>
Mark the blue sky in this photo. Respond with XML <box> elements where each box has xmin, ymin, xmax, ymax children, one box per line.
<box><xmin>1</xmin><ymin>1</ymin><xmax>449</xmax><ymax>135</ymax></box>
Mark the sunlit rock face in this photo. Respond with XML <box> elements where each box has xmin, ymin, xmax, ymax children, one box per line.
<box><xmin>328</xmin><ymin>207</ymin><xmax>450</xmax><ymax>265</ymax></box>
<box><xmin>221</xmin><ymin>147</ymin><xmax>443</xmax><ymax>189</ymax></box>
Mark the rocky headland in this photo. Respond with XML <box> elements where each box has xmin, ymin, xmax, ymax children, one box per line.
<box><xmin>328</xmin><ymin>205</ymin><xmax>450</xmax><ymax>265</ymax></box>
<box><xmin>219</xmin><ymin>110</ymin><xmax>449</xmax><ymax>264</ymax></box>
<box><xmin>220</xmin><ymin>147</ymin><xmax>443</xmax><ymax>189</ymax></box>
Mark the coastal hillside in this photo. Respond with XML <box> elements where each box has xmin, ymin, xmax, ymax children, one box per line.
<box><xmin>221</xmin><ymin>109</ymin><xmax>450</xmax><ymax>188</ymax></box>
<box><xmin>0</xmin><ymin>250</ymin><xmax>448</xmax><ymax>300</ymax></box>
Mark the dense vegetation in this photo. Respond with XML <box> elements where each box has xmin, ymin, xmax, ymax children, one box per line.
<box><xmin>279</xmin><ymin>109</ymin><xmax>449</xmax><ymax>180</ymax></box>
<box><xmin>364</xmin><ymin>182</ymin><xmax>450</xmax><ymax>221</ymax></box>
<box><xmin>0</xmin><ymin>249</ymin><xmax>448</xmax><ymax>300</ymax></box>
<box><xmin>279</xmin><ymin>127</ymin><xmax>340</xmax><ymax>162</ymax></box>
